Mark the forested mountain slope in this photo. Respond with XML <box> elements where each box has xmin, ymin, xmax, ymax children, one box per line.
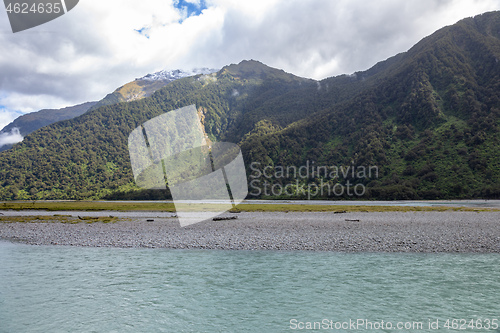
<box><xmin>1</xmin><ymin>12</ymin><xmax>499</xmax><ymax>200</ymax></box>
<box><xmin>0</xmin><ymin>69</ymin><xmax>216</xmax><ymax>153</ymax></box>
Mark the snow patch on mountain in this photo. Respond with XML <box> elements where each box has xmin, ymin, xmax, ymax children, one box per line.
<box><xmin>139</xmin><ymin>68</ymin><xmax>219</xmax><ymax>82</ymax></box>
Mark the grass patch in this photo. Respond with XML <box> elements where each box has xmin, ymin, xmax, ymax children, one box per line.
<box><xmin>1</xmin><ymin>201</ymin><xmax>498</xmax><ymax>213</ymax></box>
<box><xmin>77</xmin><ymin>216</ymin><xmax>117</xmax><ymax>223</ymax></box>
<box><xmin>233</xmin><ymin>204</ymin><xmax>498</xmax><ymax>213</ymax></box>
<box><xmin>0</xmin><ymin>215</ymin><xmax>74</xmax><ymax>223</ymax></box>
<box><xmin>0</xmin><ymin>215</ymin><xmax>118</xmax><ymax>224</ymax></box>
<box><xmin>1</xmin><ymin>201</ymin><xmax>176</xmax><ymax>212</ymax></box>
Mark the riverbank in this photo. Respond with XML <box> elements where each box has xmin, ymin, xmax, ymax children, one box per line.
<box><xmin>1</xmin><ymin>211</ymin><xmax>499</xmax><ymax>252</ymax></box>
<box><xmin>2</xmin><ymin>200</ymin><xmax>500</xmax><ymax>212</ymax></box>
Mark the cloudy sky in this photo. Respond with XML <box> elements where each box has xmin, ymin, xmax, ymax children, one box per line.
<box><xmin>0</xmin><ymin>0</ymin><xmax>499</xmax><ymax>132</ymax></box>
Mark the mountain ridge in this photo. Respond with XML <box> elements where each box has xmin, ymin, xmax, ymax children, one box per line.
<box><xmin>0</xmin><ymin>68</ymin><xmax>219</xmax><ymax>151</ymax></box>
<box><xmin>1</xmin><ymin>11</ymin><xmax>500</xmax><ymax>200</ymax></box>
<box><xmin>0</xmin><ymin>101</ymin><xmax>97</xmax><ymax>152</ymax></box>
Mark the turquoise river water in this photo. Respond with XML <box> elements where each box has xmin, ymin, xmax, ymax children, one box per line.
<box><xmin>0</xmin><ymin>241</ymin><xmax>498</xmax><ymax>332</ymax></box>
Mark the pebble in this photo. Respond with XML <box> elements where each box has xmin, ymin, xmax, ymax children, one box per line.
<box><xmin>0</xmin><ymin>211</ymin><xmax>499</xmax><ymax>253</ymax></box>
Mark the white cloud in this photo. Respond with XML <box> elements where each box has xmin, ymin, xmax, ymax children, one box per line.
<box><xmin>0</xmin><ymin>0</ymin><xmax>498</xmax><ymax>126</ymax></box>
<box><xmin>197</xmin><ymin>0</ymin><xmax>500</xmax><ymax>79</ymax></box>
<box><xmin>0</xmin><ymin>127</ymin><xmax>23</xmax><ymax>147</ymax></box>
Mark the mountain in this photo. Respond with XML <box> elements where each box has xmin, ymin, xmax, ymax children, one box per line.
<box><xmin>0</xmin><ymin>68</ymin><xmax>218</xmax><ymax>152</ymax></box>
<box><xmin>244</xmin><ymin>11</ymin><xmax>500</xmax><ymax>200</ymax></box>
<box><xmin>87</xmin><ymin>68</ymin><xmax>217</xmax><ymax>111</ymax></box>
<box><xmin>0</xmin><ymin>11</ymin><xmax>500</xmax><ymax>200</ymax></box>
<box><xmin>0</xmin><ymin>102</ymin><xmax>97</xmax><ymax>152</ymax></box>
<box><xmin>0</xmin><ymin>61</ymin><xmax>316</xmax><ymax>200</ymax></box>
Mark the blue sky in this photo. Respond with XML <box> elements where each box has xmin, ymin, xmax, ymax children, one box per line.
<box><xmin>174</xmin><ymin>0</ymin><xmax>207</xmax><ymax>20</ymax></box>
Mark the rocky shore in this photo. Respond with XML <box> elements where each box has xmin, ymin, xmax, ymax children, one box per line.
<box><xmin>1</xmin><ymin>211</ymin><xmax>499</xmax><ymax>252</ymax></box>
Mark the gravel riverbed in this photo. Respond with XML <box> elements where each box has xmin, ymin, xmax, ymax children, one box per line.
<box><xmin>1</xmin><ymin>211</ymin><xmax>499</xmax><ymax>252</ymax></box>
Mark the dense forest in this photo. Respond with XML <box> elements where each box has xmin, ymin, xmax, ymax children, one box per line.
<box><xmin>1</xmin><ymin>11</ymin><xmax>500</xmax><ymax>201</ymax></box>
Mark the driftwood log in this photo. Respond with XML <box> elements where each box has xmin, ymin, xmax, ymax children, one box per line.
<box><xmin>212</xmin><ymin>216</ymin><xmax>238</xmax><ymax>221</ymax></box>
